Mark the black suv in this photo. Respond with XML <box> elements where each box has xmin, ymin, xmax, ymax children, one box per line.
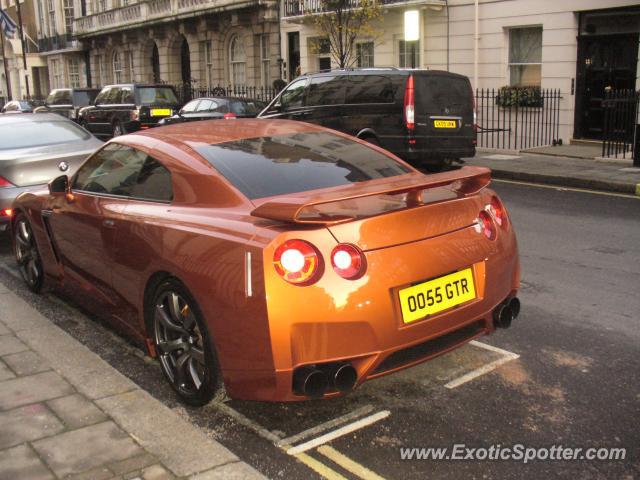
<box><xmin>78</xmin><ymin>84</ymin><xmax>180</xmax><ymax>139</ymax></box>
<box><xmin>258</xmin><ymin>68</ymin><xmax>476</xmax><ymax>169</ymax></box>
<box><xmin>34</xmin><ymin>88</ymin><xmax>100</xmax><ymax>122</ymax></box>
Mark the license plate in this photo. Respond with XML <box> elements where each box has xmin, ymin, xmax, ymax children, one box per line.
<box><xmin>398</xmin><ymin>268</ymin><xmax>476</xmax><ymax>324</ymax></box>
<box><xmin>434</xmin><ymin>120</ymin><xmax>457</xmax><ymax>129</ymax></box>
<box><xmin>151</xmin><ymin>108</ymin><xmax>172</xmax><ymax>117</ymax></box>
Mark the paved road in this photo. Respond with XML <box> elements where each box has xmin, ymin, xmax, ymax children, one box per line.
<box><xmin>0</xmin><ymin>180</ymin><xmax>638</xmax><ymax>479</ymax></box>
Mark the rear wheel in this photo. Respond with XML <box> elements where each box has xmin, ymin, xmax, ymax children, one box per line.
<box><xmin>14</xmin><ymin>214</ymin><xmax>44</xmax><ymax>293</ymax></box>
<box><xmin>362</xmin><ymin>136</ymin><xmax>380</xmax><ymax>147</ymax></box>
<box><xmin>152</xmin><ymin>279</ymin><xmax>225</xmax><ymax>406</ymax></box>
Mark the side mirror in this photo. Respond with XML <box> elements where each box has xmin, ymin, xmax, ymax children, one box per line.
<box><xmin>49</xmin><ymin>175</ymin><xmax>69</xmax><ymax>194</ymax></box>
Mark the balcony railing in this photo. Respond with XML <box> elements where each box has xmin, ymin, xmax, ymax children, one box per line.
<box><xmin>75</xmin><ymin>0</ymin><xmax>257</xmax><ymax>36</ymax></box>
<box><xmin>283</xmin><ymin>0</ymin><xmax>444</xmax><ymax>17</ymax></box>
<box><xmin>37</xmin><ymin>34</ymin><xmax>78</xmax><ymax>53</ymax></box>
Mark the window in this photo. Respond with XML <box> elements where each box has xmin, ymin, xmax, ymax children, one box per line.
<box><xmin>47</xmin><ymin>89</ymin><xmax>73</xmax><ymax>106</ymax></box>
<box><xmin>50</xmin><ymin>59</ymin><xmax>63</xmax><ymax>89</ymax></box>
<box><xmin>47</xmin><ymin>0</ymin><xmax>55</xmax><ymax>41</ymax></box>
<box><xmin>260</xmin><ymin>34</ymin><xmax>270</xmax><ymax>88</ymax></box>
<box><xmin>356</xmin><ymin>42</ymin><xmax>374</xmax><ymax>68</ymax></box>
<box><xmin>310</xmin><ymin>37</ymin><xmax>331</xmax><ymax>71</ymax></box>
<box><xmin>195</xmin><ymin>132</ymin><xmax>410</xmax><ymax>200</ymax></box>
<box><xmin>127</xmin><ymin>50</ymin><xmax>134</xmax><ymax>82</ymax></box>
<box><xmin>96</xmin><ymin>54</ymin><xmax>106</xmax><ymax>86</ymax></box>
<box><xmin>399</xmin><ymin>40</ymin><xmax>419</xmax><ymax>68</ymax></box>
<box><xmin>509</xmin><ymin>27</ymin><xmax>542</xmax><ymax>86</ymax></box>
<box><xmin>128</xmin><ymin>157</ymin><xmax>173</xmax><ymax>202</ymax></box>
<box><xmin>306</xmin><ymin>76</ymin><xmax>345</xmax><ymax>106</ymax></box>
<box><xmin>346</xmin><ymin>75</ymin><xmax>394</xmax><ymax>104</ymax></box>
<box><xmin>112</xmin><ymin>51</ymin><xmax>122</xmax><ymax>83</ymax></box>
<box><xmin>68</xmin><ymin>58</ymin><xmax>80</xmax><ymax>88</ymax></box>
<box><xmin>229</xmin><ymin>35</ymin><xmax>246</xmax><ymax>86</ymax></box>
<box><xmin>180</xmin><ymin>100</ymin><xmax>200</xmax><ymax>113</ymax></box>
<box><xmin>201</xmin><ymin>41</ymin><xmax>213</xmax><ymax>87</ymax></box>
<box><xmin>63</xmin><ymin>0</ymin><xmax>74</xmax><ymax>37</ymax></box>
<box><xmin>137</xmin><ymin>87</ymin><xmax>179</xmax><ymax>106</ymax></box>
<box><xmin>278</xmin><ymin>78</ymin><xmax>307</xmax><ymax>110</ymax></box>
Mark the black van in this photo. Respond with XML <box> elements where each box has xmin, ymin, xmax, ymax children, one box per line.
<box><xmin>78</xmin><ymin>84</ymin><xmax>180</xmax><ymax>139</ymax></box>
<box><xmin>34</xmin><ymin>88</ymin><xmax>101</xmax><ymax>122</ymax></box>
<box><xmin>258</xmin><ymin>68</ymin><xmax>476</xmax><ymax>169</ymax></box>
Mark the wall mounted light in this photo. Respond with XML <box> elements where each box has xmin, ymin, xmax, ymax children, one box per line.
<box><xmin>404</xmin><ymin>10</ymin><xmax>420</xmax><ymax>42</ymax></box>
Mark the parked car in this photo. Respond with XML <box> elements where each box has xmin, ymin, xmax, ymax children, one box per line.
<box><xmin>2</xmin><ymin>100</ymin><xmax>36</xmax><ymax>113</ymax></box>
<box><xmin>11</xmin><ymin>118</ymin><xmax>519</xmax><ymax>405</ymax></box>
<box><xmin>0</xmin><ymin>113</ymin><xmax>102</xmax><ymax>233</ymax></box>
<box><xmin>78</xmin><ymin>83</ymin><xmax>180</xmax><ymax>139</ymax></box>
<box><xmin>34</xmin><ymin>88</ymin><xmax>101</xmax><ymax>122</ymax></box>
<box><xmin>259</xmin><ymin>68</ymin><xmax>477</xmax><ymax>170</ymax></box>
<box><xmin>158</xmin><ymin>97</ymin><xmax>266</xmax><ymax>125</ymax></box>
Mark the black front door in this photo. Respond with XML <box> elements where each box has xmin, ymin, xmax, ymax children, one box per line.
<box><xmin>574</xmin><ymin>34</ymin><xmax>639</xmax><ymax>139</ymax></box>
<box><xmin>288</xmin><ymin>32</ymin><xmax>300</xmax><ymax>80</ymax></box>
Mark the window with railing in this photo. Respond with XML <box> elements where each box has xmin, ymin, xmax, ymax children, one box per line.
<box><xmin>356</xmin><ymin>42</ymin><xmax>374</xmax><ymax>68</ymax></box>
<box><xmin>398</xmin><ymin>40</ymin><xmax>419</xmax><ymax>68</ymax></box>
<box><xmin>63</xmin><ymin>0</ymin><xmax>74</xmax><ymax>36</ymax></box>
<box><xmin>260</xmin><ymin>34</ymin><xmax>270</xmax><ymax>88</ymax></box>
<box><xmin>508</xmin><ymin>27</ymin><xmax>542</xmax><ymax>87</ymax></box>
<box><xmin>68</xmin><ymin>57</ymin><xmax>80</xmax><ymax>87</ymax></box>
<box><xmin>47</xmin><ymin>0</ymin><xmax>55</xmax><ymax>38</ymax></box>
<box><xmin>113</xmin><ymin>51</ymin><xmax>123</xmax><ymax>83</ymax></box>
<box><xmin>201</xmin><ymin>40</ymin><xmax>213</xmax><ymax>87</ymax></box>
<box><xmin>229</xmin><ymin>35</ymin><xmax>246</xmax><ymax>85</ymax></box>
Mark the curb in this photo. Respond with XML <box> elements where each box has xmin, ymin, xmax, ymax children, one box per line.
<box><xmin>488</xmin><ymin>168</ymin><xmax>640</xmax><ymax>196</ymax></box>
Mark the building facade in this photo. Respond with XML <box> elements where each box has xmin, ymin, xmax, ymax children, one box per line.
<box><xmin>73</xmin><ymin>0</ymin><xmax>282</xmax><ymax>91</ymax></box>
<box><xmin>281</xmin><ymin>0</ymin><xmax>640</xmax><ymax>143</ymax></box>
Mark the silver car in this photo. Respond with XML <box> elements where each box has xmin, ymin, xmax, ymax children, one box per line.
<box><xmin>0</xmin><ymin>113</ymin><xmax>102</xmax><ymax>232</ymax></box>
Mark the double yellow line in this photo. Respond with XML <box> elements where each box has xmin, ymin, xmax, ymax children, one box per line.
<box><xmin>295</xmin><ymin>446</ymin><xmax>386</xmax><ymax>480</ymax></box>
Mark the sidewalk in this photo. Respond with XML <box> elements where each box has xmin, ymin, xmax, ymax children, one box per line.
<box><xmin>465</xmin><ymin>148</ymin><xmax>640</xmax><ymax>196</ymax></box>
<box><xmin>0</xmin><ymin>281</ymin><xmax>266</xmax><ymax>480</ymax></box>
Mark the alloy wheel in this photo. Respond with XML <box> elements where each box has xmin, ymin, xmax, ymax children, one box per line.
<box><xmin>153</xmin><ymin>291</ymin><xmax>206</xmax><ymax>395</ymax></box>
<box><xmin>14</xmin><ymin>218</ymin><xmax>43</xmax><ymax>291</ymax></box>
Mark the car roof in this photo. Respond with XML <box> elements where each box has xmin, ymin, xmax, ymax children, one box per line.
<box><xmin>301</xmin><ymin>68</ymin><xmax>470</xmax><ymax>81</ymax></box>
<box><xmin>0</xmin><ymin>112</ymin><xmax>71</xmax><ymax>123</ymax></box>
<box><xmin>186</xmin><ymin>97</ymin><xmax>263</xmax><ymax>103</ymax></box>
<box><xmin>101</xmin><ymin>83</ymin><xmax>176</xmax><ymax>89</ymax></box>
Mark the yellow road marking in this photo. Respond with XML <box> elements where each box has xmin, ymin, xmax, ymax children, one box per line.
<box><xmin>294</xmin><ymin>452</ymin><xmax>350</xmax><ymax>480</ymax></box>
<box><xmin>492</xmin><ymin>178</ymin><xmax>640</xmax><ymax>199</ymax></box>
<box><xmin>318</xmin><ymin>446</ymin><xmax>387</xmax><ymax>480</ymax></box>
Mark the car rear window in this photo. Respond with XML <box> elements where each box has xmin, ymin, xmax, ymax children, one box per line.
<box><xmin>195</xmin><ymin>132</ymin><xmax>410</xmax><ymax>199</ymax></box>
<box><xmin>73</xmin><ymin>90</ymin><xmax>98</xmax><ymax>106</ymax></box>
<box><xmin>46</xmin><ymin>90</ymin><xmax>73</xmax><ymax>105</ymax></box>
<box><xmin>0</xmin><ymin>120</ymin><xmax>91</xmax><ymax>150</ymax></box>
<box><xmin>415</xmin><ymin>75</ymin><xmax>472</xmax><ymax>113</ymax></box>
<box><xmin>137</xmin><ymin>87</ymin><xmax>179</xmax><ymax>106</ymax></box>
<box><xmin>229</xmin><ymin>100</ymin><xmax>261</xmax><ymax>115</ymax></box>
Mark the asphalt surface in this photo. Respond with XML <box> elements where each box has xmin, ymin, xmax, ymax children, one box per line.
<box><xmin>0</xmin><ymin>180</ymin><xmax>638</xmax><ymax>479</ymax></box>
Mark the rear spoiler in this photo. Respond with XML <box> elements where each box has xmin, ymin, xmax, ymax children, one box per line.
<box><xmin>250</xmin><ymin>166</ymin><xmax>491</xmax><ymax>225</ymax></box>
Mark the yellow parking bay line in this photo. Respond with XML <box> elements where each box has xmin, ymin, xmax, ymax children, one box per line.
<box><xmin>318</xmin><ymin>446</ymin><xmax>387</xmax><ymax>480</ymax></box>
<box><xmin>294</xmin><ymin>452</ymin><xmax>350</xmax><ymax>480</ymax></box>
<box><xmin>444</xmin><ymin>340</ymin><xmax>520</xmax><ymax>389</ymax></box>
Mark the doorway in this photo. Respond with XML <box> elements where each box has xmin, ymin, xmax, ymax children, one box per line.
<box><xmin>287</xmin><ymin>32</ymin><xmax>300</xmax><ymax>80</ymax></box>
<box><xmin>180</xmin><ymin>37</ymin><xmax>191</xmax><ymax>84</ymax></box>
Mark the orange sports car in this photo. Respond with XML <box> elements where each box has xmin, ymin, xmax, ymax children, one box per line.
<box><xmin>11</xmin><ymin>119</ymin><xmax>519</xmax><ymax>404</ymax></box>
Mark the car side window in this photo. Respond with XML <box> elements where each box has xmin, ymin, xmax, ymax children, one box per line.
<box><xmin>73</xmin><ymin>144</ymin><xmax>147</xmax><ymax>196</ymax></box>
<box><xmin>181</xmin><ymin>100</ymin><xmax>199</xmax><ymax>113</ymax></box>
<box><xmin>128</xmin><ymin>156</ymin><xmax>173</xmax><ymax>202</ymax></box>
<box><xmin>346</xmin><ymin>75</ymin><xmax>395</xmax><ymax>104</ymax></box>
<box><xmin>94</xmin><ymin>88</ymin><xmax>110</xmax><ymax>105</ymax></box>
<box><xmin>106</xmin><ymin>87</ymin><xmax>121</xmax><ymax>104</ymax></box>
<box><xmin>306</xmin><ymin>76</ymin><xmax>346</xmax><ymax>106</ymax></box>
<box><xmin>196</xmin><ymin>99</ymin><xmax>219</xmax><ymax>112</ymax></box>
<box><xmin>279</xmin><ymin>79</ymin><xmax>308</xmax><ymax>110</ymax></box>
<box><xmin>121</xmin><ymin>88</ymin><xmax>135</xmax><ymax>104</ymax></box>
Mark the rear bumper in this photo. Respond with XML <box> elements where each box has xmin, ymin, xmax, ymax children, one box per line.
<box><xmin>224</xmin><ymin>210</ymin><xmax>520</xmax><ymax>401</ymax></box>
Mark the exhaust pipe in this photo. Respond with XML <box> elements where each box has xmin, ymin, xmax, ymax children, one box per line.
<box><xmin>493</xmin><ymin>297</ymin><xmax>520</xmax><ymax>329</ymax></box>
<box><xmin>293</xmin><ymin>367</ymin><xmax>328</xmax><ymax>399</ymax></box>
<box><xmin>330</xmin><ymin>364</ymin><xmax>358</xmax><ymax>393</ymax></box>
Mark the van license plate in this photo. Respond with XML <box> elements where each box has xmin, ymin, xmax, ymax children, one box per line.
<box><xmin>434</xmin><ymin>120</ymin><xmax>457</xmax><ymax>128</ymax></box>
<box><xmin>398</xmin><ymin>268</ymin><xmax>476</xmax><ymax>324</ymax></box>
<box><xmin>151</xmin><ymin>109</ymin><xmax>172</xmax><ymax>117</ymax></box>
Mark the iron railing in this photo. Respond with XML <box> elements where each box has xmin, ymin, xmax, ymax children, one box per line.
<box><xmin>37</xmin><ymin>34</ymin><xmax>77</xmax><ymax>52</ymax></box>
<box><xmin>282</xmin><ymin>0</ymin><xmax>436</xmax><ymax>17</ymax></box>
<box><xmin>475</xmin><ymin>87</ymin><xmax>562</xmax><ymax>150</ymax></box>
<box><xmin>602</xmin><ymin>89</ymin><xmax>639</xmax><ymax>166</ymax></box>
<box><xmin>172</xmin><ymin>84</ymin><xmax>280</xmax><ymax>104</ymax></box>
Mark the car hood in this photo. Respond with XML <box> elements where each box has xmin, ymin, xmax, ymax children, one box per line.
<box><xmin>0</xmin><ymin>137</ymin><xmax>102</xmax><ymax>187</ymax></box>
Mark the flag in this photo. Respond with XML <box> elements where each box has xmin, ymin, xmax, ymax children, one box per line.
<box><xmin>0</xmin><ymin>9</ymin><xmax>17</xmax><ymax>39</ymax></box>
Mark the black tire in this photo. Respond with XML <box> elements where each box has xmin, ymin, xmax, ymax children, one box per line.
<box><xmin>14</xmin><ymin>214</ymin><xmax>44</xmax><ymax>293</ymax></box>
<box><xmin>363</xmin><ymin>136</ymin><xmax>381</xmax><ymax>147</ymax></box>
<box><xmin>151</xmin><ymin>279</ymin><xmax>225</xmax><ymax>406</ymax></box>
<box><xmin>112</xmin><ymin>121</ymin><xmax>125</xmax><ymax>137</ymax></box>
<box><xmin>423</xmin><ymin>158</ymin><xmax>453</xmax><ymax>172</ymax></box>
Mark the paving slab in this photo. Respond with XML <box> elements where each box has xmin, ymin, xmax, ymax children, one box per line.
<box><xmin>47</xmin><ymin>393</ymin><xmax>109</xmax><ymax>429</ymax></box>
<box><xmin>0</xmin><ymin>370</ymin><xmax>74</xmax><ymax>411</ymax></box>
<box><xmin>96</xmin><ymin>389</ymin><xmax>238</xmax><ymax>477</ymax></box>
<box><xmin>32</xmin><ymin>420</ymin><xmax>144</xmax><ymax>478</ymax></box>
<box><xmin>0</xmin><ymin>292</ymin><xmax>50</xmax><ymax>332</ymax></box>
<box><xmin>0</xmin><ymin>444</ymin><xmax>55</xmax><ymax>480</ymax></box>
<box><xmin>0</xmin><ymin>334</ymin><xmax>29</xmax><ymax>356</ymax></box>
<box><xmin>0</xmin><ymin>321</ymin><xmax>9</xmax><ymax>336</ymax></box>
<box><xmin>0</xmin><ymin>358</ymin><xmax>15</xmax><ymax>381</ymax></box>
<box><xmin>1</xmin><ymin>350</ymin><xmax>51</xmax><ymax>376</ymax></box>
<box><xmin>0</xmin><ymin>403</ymin><xmax>65</xmax><ymax>449</ymax></box>
<box><xmin>190</xmin><ymin>462</ymin><xmax>268</xmax><ymax>480</ymax></box>
<box><xmin>108</xmin><ymin>453</ymin><xmax>158</xmax><ymax>476</ymax></box>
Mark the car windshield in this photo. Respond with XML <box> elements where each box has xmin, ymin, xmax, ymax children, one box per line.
<box><xmin>195</xmin><ymin>131</ymin><xmax>410</xmax><ymax>199</ymax></box>
<box><xmin>46</xmin><ymin>90</ymin><xmax>73</xmax><ymax>105</ymax></box>
<box><xmin>137</xmin><ymin>87</ymin><xmax>179</xmax><ymax>106</ymax></box>
<box><xmin>73</xmin><ymin>90</ymin><xmax>98</xmax><ymax>106</ymax></box>
<box><xmin>0</xmin><ymin>120</ymin><xmax>91</xmax><ymax>150</ymax></box>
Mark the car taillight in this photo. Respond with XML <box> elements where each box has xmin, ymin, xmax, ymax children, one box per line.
<box><xmin>0</xmin><ymin>208</ymin><xmax>12</xmax><ymax>217</ymax></box>
<box><xmin>478</xmin><ymin>210</ymin><xmax>496</xmax><ymax>240</ymax></box>
<box><xmin>274</xmin><ymin>239</ymin><xmax>322</xmax><ymax>285</ymax></box>
<box><xmin>488</xmin><ymin>195</ymin><xmax>506</xmax><ymax>226</ymax></box>
<box><xmin>0</xmin><ymin>176</ymin><xmax>13</xmax><ymax>188</ymax></box>
<box><xmin>404</xmin><ymin>74</ymin><xmax>415</xmax><ymax>131</ymax></box>
<box><xmin>130</xmin><ymin>109</ymin><xmax>140</xmax><ymax>121</ymax></box>
<box><xmin>224</xmin><ymin>112</ymin><xmax>237</xmax><ymax>119</ymax></box>
<box><xmin>331</xmin><ymin>244</ymin><xmax>366</xmax><ymax>280</ymax></box>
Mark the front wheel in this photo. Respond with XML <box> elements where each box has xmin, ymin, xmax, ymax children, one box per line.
<box><xmin>14</xmin><ymin>214</ymin><xmax>44</xmax><ymax>293</ymax></box>
<box><xmin>152</xmin><ymin>279</ymin><xmax>225</xmax><ymax>406</ymax></box>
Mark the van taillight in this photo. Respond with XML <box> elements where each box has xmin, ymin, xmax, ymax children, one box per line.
<box><xmin>404</xmin><ymin>75</ymin><xmax>415</xmax><ymax>131</ymax></box>
<box><xmin>130</xmin><ymin>109</ymin><xmax>140</xmax><ymax>121</ymax></box>
<box><xmin>470</xmin><ymin>83</ymin><xmax>477</xmax><ymax>133</ymax></box>
<box><xmin>0</xmin><ymin>176</ymin><xmax>13</xmax><ymax>188</ymax></box>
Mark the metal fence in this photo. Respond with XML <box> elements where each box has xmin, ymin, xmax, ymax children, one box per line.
<box><xmin>172</xmin><ymin>84</ymin><xmax>280</xmax><ymax>105</ymax></box>
<box><xmin>602</xmin><ymin>89</ymin><xmax>639</xmax><ymax>165</ymax></box>
<box><xmin>475</xmin><ymin>88</ymin><xmax>562</xmax><ymax>150</ymax></box>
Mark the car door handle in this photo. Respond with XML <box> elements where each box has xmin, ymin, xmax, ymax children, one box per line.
<box><xmin>103</xmin><ymin>219</ymin><xmax>115</xmax><ymax>228</ymax></box>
